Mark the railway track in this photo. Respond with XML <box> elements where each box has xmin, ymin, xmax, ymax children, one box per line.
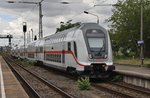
<box><xmin>92</xmin><ymin>82</ymin><xmax>150</xmax><ymax>98</ymax></box>
<box><xmin>92</xmin><ymin>83</ymin><xmax>133</xmax><ymax>98</ymax></box>
<box><xmin>109</xmin><ymin>82</ymin><xmax>150</xmax><ymax>95</ymax></box>
<box><xmin>3</xmin><ymin>54</ymin><xmax>150</xmax><ymax>98</ymax></box>
<box><xmin>4</xmin><ymin>56</ymin><xmax>75</xmax><ymax>98</ymax></box>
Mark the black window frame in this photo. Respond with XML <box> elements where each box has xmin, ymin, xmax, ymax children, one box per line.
<box><xmin>68</xmin><ymin>42</ymin><xmax>71</xmax><ymax>51</ymax></box>
<box><xmin>74</xmin><ymin>41</ymin><xmax>77</xmax><ymax>58</ymax></box>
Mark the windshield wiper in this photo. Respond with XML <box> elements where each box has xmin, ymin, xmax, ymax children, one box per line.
<box><xmin>97</xmin><ymin>45</ymin><xmax>104</xmax><ymax>56</ymax></box>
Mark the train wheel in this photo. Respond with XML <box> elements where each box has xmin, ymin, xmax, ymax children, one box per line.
<box><xmin>66</xmin><ymin>67</ymin><xmax>76</xmax><ymax>74</ymax></box>
<box><xmin>35</xmin><ymin>61</ymin><xmax>43</xmax><ymax>66</ymax></box>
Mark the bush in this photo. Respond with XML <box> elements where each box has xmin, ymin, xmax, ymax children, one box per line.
<box><xmin>77</xmin><ymin>77</ymin><xmax>91</xmax><ymax>90</ymax></box>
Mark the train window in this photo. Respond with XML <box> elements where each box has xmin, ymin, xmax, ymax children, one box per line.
<box><xmin>86</xmin><ymin>29</ymin><xmax>106</xmax><ymax>53</ymax></box>
<box><xmin>68</xmin><ymin>42</ymin><xmax>71</xmax><ymax>51</ymax></box>
<box><xmin>62</xmin><ymin>35</ymin><xmax>65</xmax><ymax>41</ymax></box>
<box><xmin>60</xmin><ymin>35</ymin><xmax>62</xmax><ymax>41</ymax></box>
<box><xmin>36</xmin><ymin>47</ymin><xmax>38</xmax><ymax>52</ymax></box>
<box><xmin>74</xmin><ymin>41</ymin><xmax>77</xmax><ymax>58</ymax></box>
<box><xmin>88</xmin><ymin>38</ymin><xmax>104</xmax><ymax>48</ymax></box>
<box><xmin>40</xmin><ymin>47</ymin><xmax>43</xmax><ymax>52</ymax></box>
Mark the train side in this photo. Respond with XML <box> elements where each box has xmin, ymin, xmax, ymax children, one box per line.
<box><xmin>16</xmin><ymin>23</ymin><xmax>115</xmax><ymax>78</ymax></box>
<box><xmin>27</xmin><ymin>41</ymin><xmax>36</xmax><ymax>61</ymax></box>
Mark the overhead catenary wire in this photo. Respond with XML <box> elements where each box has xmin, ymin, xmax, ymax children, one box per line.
<box><xmin>43</xmin><ymin>1</ymin><xmax>97</xmax><ymax>34</ymax></box>
<box><xmin>44</xmin><ymin>0</ymin><xmax>114</xmax><ymax>36</ymax></box>
<box><xmin>10</xmin><ymin>4</ymin><xmax>39</xmax><ymax>47</ymax></box>
<box><xmin>43</xmin><ymin>0</ymin><xmax>114</xmax><ymax>35</ymax></box>
<box><xmin>4</xmin><ymin>0</ymin><xmax>115</xmax><ymax>47</ymax></box>
<box><xmin>59</xmin><ymin>0</ymin><xmax>112</xmax><ymax>23</ymax></box>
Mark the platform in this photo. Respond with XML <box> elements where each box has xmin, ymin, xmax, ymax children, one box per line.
<box><xmin>0</xmin><ymin>56</ymin><xmax>29</xmax><ymax>98</ymax></box>
<box><xmin>115</xmin><ymin>64</ymin><xmax>150</xmax><ymax>89</ymax></box>
<box><xmin>115</xmin><ymin>64</ymin><xmax>150</xmax><ymax>79</ymax></box>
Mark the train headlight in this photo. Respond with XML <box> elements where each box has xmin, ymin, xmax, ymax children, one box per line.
<box><xmin>89</xmin><ymin>54</ymin><xmax>93</xmax><ymax>59</ymax></box>
<box><xmin>104</xmin><ymin>54</ymin><xmax>108</xmax><ymax>59</ymax></box>
<box><xmin>102</xmin><ymin>64</ymin><xmax>106</xmax><ymax>67</ymax></box>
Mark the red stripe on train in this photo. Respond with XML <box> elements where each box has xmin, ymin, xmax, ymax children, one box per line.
<box><xmin>28</xmin><ymin>50</ymin><xmax>85</xmax><ymax>66</ymax></box>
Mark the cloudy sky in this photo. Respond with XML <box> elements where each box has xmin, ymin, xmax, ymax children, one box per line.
<box><xmin>0</xmin><ymin>0</ymin><xmax>117</xmax><ymax>47</ymax></box>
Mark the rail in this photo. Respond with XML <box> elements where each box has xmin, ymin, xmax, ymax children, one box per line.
<box><xmin>3</xmin><ymin>56</ymin><xmax>75</xmax><ymax>98</ymax></box>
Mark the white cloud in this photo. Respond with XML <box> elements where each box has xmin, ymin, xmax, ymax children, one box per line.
<box><xmin>0</xmin><ymin>0</ymin><xmax>118</xmax><ymax>46</ymax></box>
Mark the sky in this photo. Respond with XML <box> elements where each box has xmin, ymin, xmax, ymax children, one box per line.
<box><xmin>0</xmin><ymin>0</ymin><xmax>118</xmax><ymax>47</ymax></box>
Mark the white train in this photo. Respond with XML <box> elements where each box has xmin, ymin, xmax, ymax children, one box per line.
<box><xmin>12</xmin><ymin>23</ymin><xmax>115</xmax><ymax>78</ymax></box>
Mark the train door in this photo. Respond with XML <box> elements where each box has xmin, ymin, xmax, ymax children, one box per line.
<box><xmin>70</xmin><ymin>41</ymin><xmax>78</xmax><ymax>59</ymax></box>
<box><xmin>65</xmin><ymin>41</ymin><xmax>78</xmax><ymax>67</ymax></box>
<box><xmin>73</xmin><ymin>41</ymin><xmax>77</xmax><ymax>58</ymax></box>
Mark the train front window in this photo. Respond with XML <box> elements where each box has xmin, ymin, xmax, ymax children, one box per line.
<box><xmin>84</xmin><ymin>28</ymin><xmax>108</xmax><ymax>59</ymax></box>
<box><xmin>88</xmin><ymin>37</ymin><xmax>104</xmax><ymax>52</ymax></box>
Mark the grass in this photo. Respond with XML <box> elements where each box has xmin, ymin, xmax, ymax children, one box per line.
<box><xmin>114</xmin><ymin>57</ymin><xmax>150</xmax><ymax>66</ymax></box>
<box><xmin>15</xmin><ymin>58</ymin><xmax>34</xmax><ymax>66</ymax></box>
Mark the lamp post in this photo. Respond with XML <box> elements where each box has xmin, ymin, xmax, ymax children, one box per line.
<box><xmin>90</xmin><ymin>4</ymin><xmax>119</xmax><ymax>24</ymax></box>
<box><xmin>84</xmin><ymin>11</ymin><xmax>99</xmax><ymax>24</ymax></box>
<box><xmin>8</xmin><ymin>0</ymin><xmax>44</xmax><ymax>39</ymax></box>
<box><xmin>140</xmin><ymin>1</ymin><xmax>144</xmax><ymax>66</ymax></box>
<box><xmin>94</xmin><ymin>4</ymin><xmax>119</xmax><ymax>7</ymax></box>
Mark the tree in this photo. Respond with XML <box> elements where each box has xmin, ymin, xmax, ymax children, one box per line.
<box><xmin>109</xmin><ymin>30</ymin><xmax>120</xmax><ymax>57</ymax></box>
<box><xmin>108</xmin><ymin>0</ymin><xmax>150</xmax><ymax>57</ymax></box>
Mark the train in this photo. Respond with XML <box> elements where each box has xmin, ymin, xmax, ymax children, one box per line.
<box><xmin>12</xmin><ymin>23</ymin><xmax>115</xmax><ymax>78</ymax></box>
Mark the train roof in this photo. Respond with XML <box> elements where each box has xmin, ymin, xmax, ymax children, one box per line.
<box><xmin>27</xmin><ymin>22</ymin><xmax>107</xmax><ymax>46</ymax></box>
<box><xmin>45</xmin><ymin>22</ymin><xmax>105</xmax><ymax>37</ymax></box>
<box><xmin>80</xmin><ymin>23</ymin><xmax>106</xmax><ymax>32</ymax></box>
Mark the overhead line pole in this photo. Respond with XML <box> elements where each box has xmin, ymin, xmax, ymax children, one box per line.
<box><xmin>8</xmin><ymin>0</ymin><xmax>44</xmax><ymax>39</ymax></box>
<box><xmin>39</xmin><ymin>0</ymin><xmax>44</xmax><ymax>38</ymax></box>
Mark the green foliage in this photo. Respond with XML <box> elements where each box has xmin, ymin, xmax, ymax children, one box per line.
<box><xmin>111</xmin><ymin>75</ymin><xmax>123</xmax><ymax>82</ymax></box>
<box><xmin>26</xmin><ymin>61</ymin><xmax>34</xmax><ymax>66</ymax></box>
<box><xmin>77</xmin><ymin>77</ymin><xmax>91</xmax><ymax>90</ymax></box>
<box><xmin>17</xmin><ymin>59</ymin><xmax>34</xmax><ymax>66</ymax></box>
<box><xmin>56</xmin><ymin>20</ymin><xmax>80</xmax><ymax>33</ymax></box>
<box><xmin>108</xmin><ymin>0</ymin><xmax>150</xmax><ymax>57</ymax></box>
<box><xmin>114</xmin><ymin>57</ymin><xmax>150</xmax><ymax>66</ymax></box>
<box><xmin>146</xmin><ymin>64</ymin><xmax>150</xmax><ymax>68</ymax></box>
<box><xmin>129</xmin><ymin>51</ymin><xmax>136</xmax><ymax>57</ymax></box>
